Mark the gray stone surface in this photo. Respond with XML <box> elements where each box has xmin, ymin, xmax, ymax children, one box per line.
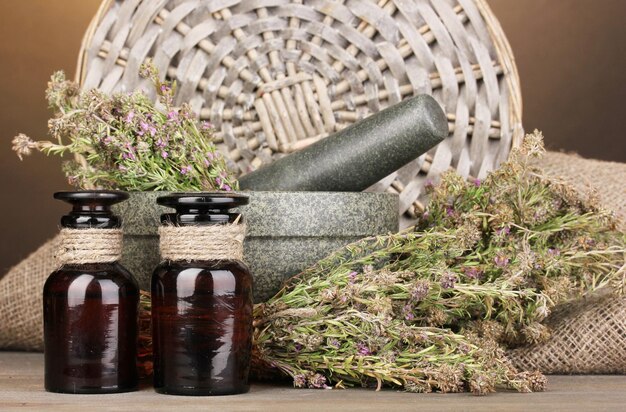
<box><xmin>114</xmin><ymin>191</ymin><xmax>399</xmax><ymax>301</ymax></box>
<box><xmin>113</xmin><ymin>191</ymin><xmax>169</xmax><ymax>236</ymax></box>
<box><xmin>239</xmin><ymin>94</ymin><xmax>447</xmax><ymax>192</ymax></box>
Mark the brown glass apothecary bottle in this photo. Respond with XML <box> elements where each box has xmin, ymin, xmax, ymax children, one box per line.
<box><xmin>151</xmin><ymin>193</ymin><xmax>252</xmax><ymax>396</ymax></box>
<box><xmin>43</xmin><ymin>191</ymin><xmax>139</xmax><ymax>394</ymax></box>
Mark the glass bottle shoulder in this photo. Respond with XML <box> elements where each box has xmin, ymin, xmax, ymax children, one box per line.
<box><xmin>44</xmin><ymin>262</ymin><xmax>138</xmax><ymax>297</ymax></box>
<box><xmin>153</xmin><ymin>259</ymin><xmax>250</xmax><ymax>277</ymax></box>
<box><xmin>152</xmin><ymin>259</ymin><xmax>252</xmax><ymax>293</ymax></box>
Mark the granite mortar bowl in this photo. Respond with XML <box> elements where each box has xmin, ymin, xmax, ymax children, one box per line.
<box><xmin>113</xmin><ymin>191</ymin><xmax>399</xmax><ymax>302</ymax></box>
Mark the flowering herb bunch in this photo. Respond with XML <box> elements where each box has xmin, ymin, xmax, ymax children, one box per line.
<box><xmin>249</xmin><ymin>132</ymin><xmax>624</xmax><ymax>394</ymax></box>
<box><xmin>12</xmin><ymin>63</ymin><xmax>237</xmax><ymax>191</ymax></box>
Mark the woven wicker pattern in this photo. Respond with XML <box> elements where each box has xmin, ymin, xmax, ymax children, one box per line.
<box><xmin>77</xmin><ymin>0</ymin><xmax>522</xmax><ymax>220</ymax></box>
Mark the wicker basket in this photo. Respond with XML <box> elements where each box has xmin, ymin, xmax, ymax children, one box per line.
<box><xmin>76</xmin><ymin>0</ymin><xmax>522</xmax><ymax>222</ymax></box>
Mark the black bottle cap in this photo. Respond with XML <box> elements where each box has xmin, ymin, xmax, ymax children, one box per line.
<box><xmin>157</xmin><ymin>192</ymin><xmax>249</xmax><ymax>226</ymax></box>
<box><xmin>54</xmin><ymin>190</ymin><xmax>129</xmax><ymax>229</ymax></box>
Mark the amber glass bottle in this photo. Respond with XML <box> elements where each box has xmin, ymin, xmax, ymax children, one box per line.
<box><xmin>152</xmin><ymin>193</ymin><xmax>252</xmax><ymax>396</ymax></box>
<box><xmin>43</xmin><ymin>191</ymin><xmax>139</xmax><ymax>394</ymax></box>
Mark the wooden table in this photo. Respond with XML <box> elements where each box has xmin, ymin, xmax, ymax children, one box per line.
<box><xmin>1</xmin><ymin>352</ymin><xmax>625</xmax><ymax>411</ymax></box>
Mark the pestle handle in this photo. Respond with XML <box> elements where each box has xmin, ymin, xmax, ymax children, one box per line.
<box><xmin>239</xmin><ymin>95</ymin><xmax>447</xmax><ymax>192</ymax></box>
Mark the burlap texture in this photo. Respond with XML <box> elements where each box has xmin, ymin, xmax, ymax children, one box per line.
<box><xmin>508</xmin><ymin>293</ymin><xmax>626</xmax><ymax>374</ymax></box>
<box><xmin>0</xmin><ymin>235</ymin><xmax>59</xmax><ymax>351</ymax></box>
<box><xmin>533</xmin><ymin>151</ymin><xmax>626</xmax><ymax>229</ymax></box>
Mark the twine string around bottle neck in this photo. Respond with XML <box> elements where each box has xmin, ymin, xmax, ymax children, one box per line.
<box><xmin>158</xmin><ymin>222</ymin><xmax>246</xmax><ymax>262</ymax></box>
<box><xmin>56</xmin><ymin>228</ymin><xmax>123</xmax><ymax>265</ymax></box>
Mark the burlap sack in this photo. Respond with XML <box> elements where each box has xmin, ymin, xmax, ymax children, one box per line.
<box><xmin>0</xmin><ymin>235</ymin><xmax>59</xmax><ymax>350</ymax></box>
<box><xmin>533</xmin><ymin>151</ymin><xmax>626</xmax><ymax>229</ymax></box>
<box><xmin>508</xmin><ymin>293</ymin><xmax>626</xmax><ymax>374</ymax></box>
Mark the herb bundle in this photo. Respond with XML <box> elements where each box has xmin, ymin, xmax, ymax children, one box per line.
<box><xmin>250</xmin><ymin>132</ymin><xmax>624</xmax><ymax>394</ymax></box>
<box><xmin>11</xmin><ymin>63</ymin><xmax>237</xmax><ymax>191</ymax></box>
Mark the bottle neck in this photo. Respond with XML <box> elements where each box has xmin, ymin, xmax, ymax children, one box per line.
<box><xmin>161</xmin><ymin>210</ymin><xmax>241</xmax><ymax>226</ymax></box>
<box><xmin>55</xmin><ymin>190</ymin><xmax>127</xmax><ymax>229</ymax></box>
<box><xmin>61</xmin><ymin>213</ymin><xmax>121</xmax><ymax>229</ymax></box>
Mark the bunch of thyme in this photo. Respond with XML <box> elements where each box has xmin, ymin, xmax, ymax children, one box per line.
<box><xmin>11</xmin><ymin>63</ymin><xmax>237</xmax><ymax>191</ymax></box>
<box><xmin>250</xmin><ymin>131</ymin><xmax>624</xmax><ymax>394</ymax></box>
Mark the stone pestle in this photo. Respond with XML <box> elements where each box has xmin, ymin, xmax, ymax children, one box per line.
<box><xmin>239</xmin><ymin>95</ymin><xmax>448</xmax><ymax>192</ymax></box>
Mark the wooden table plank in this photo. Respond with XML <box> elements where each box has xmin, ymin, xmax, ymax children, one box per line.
<box><xmin>1</xmin><ymin>352</ymin><xmax>625</xmax><ymax>411</ymax></box>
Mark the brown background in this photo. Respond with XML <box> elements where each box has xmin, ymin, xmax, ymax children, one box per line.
<box><xmin>1</xmin><ymin>0</ymin><xmax>625</xmax><ymax>273</ymax></box>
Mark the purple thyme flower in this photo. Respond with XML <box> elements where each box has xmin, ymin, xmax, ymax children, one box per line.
<box><xmin>496</xmin><ymin>226</ymin><xmax>511</xmax><ymax>236</ymax></box>
<box><xmin>124</xmin><ymin>111</ymin><xmax>135</xmax><ymax>123</ymax></box>
<box><xmin>356</xmin><ymin>343</ymin><xmax>371</xmax><ymax>356</ymax></box>
<box><xmin>122</xmin><ymin>144</ymin><xmax>136</xmax><ymax>161</ymax></box>
<box><xmin>103</xmin><ymin>136</ymin><xmax>113</xmax><ymax>145</ymax></box>
<box><xmin>201</xmin><ymin>121</ymin><xmax>213</xmax><ymax>130</ymax></box>
<box><xmin>464</xmin><ymin>267</ymin><xmax>483</xmax><ymax>280</ymax></box>
<box><xmin>215</xmin><ymin>177</ymin><xmax>222</xmax><ymax>185</ymax></box>
<box><xmin>440</xmin><ymin>272</ymin><xmax>458</xmax><ymax>289</ymax></box>
<box><xmin>206</xmin><ymin>151</ymin><xmax>215</xmax><ymax>160</ymax></box>
<box><xmin>223</xmin><ymin>184</ymin><xmax>232</xmax><ymax>192</ymax></box>
<box><xmin>293</xmin><ymin>374</ymin><xmax>307</xmax><ymax>388</ymax></box>
<box><xmin>294</xmin><ymin>343</ymin><xmax>303</xmax><ymax>352</ymax></box>
<box><xmin>494</xmin><ymin>254</ymin><xmax>510</xmax><ymax>268</ymax></box>
<box><xmin>446</xmin><ymin>206</ymin><xmax>455</xmax><ymax>217</ymax></box>
<box><xmin>403</xmin><ymin>304</ymin><xmax>415</xmax><ymax>321</ymax></box>
<box><xmin>180</xmin><ymin>165</ymin><xmax>192</xmax><ymax>175</ymax></box>
<box><xmin>137</xmin><ymin>121</ymin><xmax>157</xmax><ymax>137</ymax></box>
<box><xmin>308</xmin><ymin>373</ymin><xmax>330</xmax><ymax>389</ymax></box>
<box><xmin>161</xmin><ymin>150</ymin><xmax>169</xmax><ymax>159</ymax></box>
<box><xmin>328</xmin><ymin>338</ymin><xmax>341</xmax><ymax>349</ymax></box>
<box><xmin>547</xmin><ymin>248</ymin><xmax>560</xmax><ymax>257</ymax></box>
<box><xmin>167</xmin><ymin>110</ymin><xmax>178</xmax><ymax>121</ymax></box>
<box><xmin>138</xmin><ymin>121</ymin><xmax>148</xmax><ymax>136</ymax></box>
<box><xmin>410</xmin><ymin>280</ymin><xmax>430</xmax><ymax>301</ymax></box>
<box><xmin>348</xmin><ymin>271</ymin><xmax>358</xmax><ymax>284</ymax></box>
<box><xmin>473</xmin><ymin>178</ymin><xmax>481</xmax><ymax>187</ymax></box>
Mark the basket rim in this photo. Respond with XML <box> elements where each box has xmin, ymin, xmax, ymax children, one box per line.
<box><xmin>76</xmin><ymin>0</ymin><xmax>523</xmax><ymax>139</ymax></box>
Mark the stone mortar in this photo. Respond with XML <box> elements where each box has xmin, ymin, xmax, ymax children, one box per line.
<box><xmin>113</xmin><ymin>191</ymin><xmax>399</xmax><ymax>302</ymax></box>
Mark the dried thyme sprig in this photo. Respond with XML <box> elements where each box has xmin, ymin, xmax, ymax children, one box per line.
<box><xmin>251</xmin><ymin>131</ymin><xmax>624</xmax><ymax>394</ymax></box>
<box><xmin>11</xmin><ymin>62</ymin><xmax>237</xmax><ymax>191</ymax></box>
<box><xmin>253</xmin><ymin>308</ymin><xmax>546</xmax><ymax>394</ymax></box>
